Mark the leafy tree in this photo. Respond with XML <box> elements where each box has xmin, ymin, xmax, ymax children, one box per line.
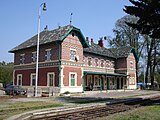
<box><xmin>124</xmin><ymin>0</ymin><xmax>160</xmax><ymax>39</ymax></box>
<box><xmin>124</xmin><ymin>0</ymin><xmax>160</xmax><ymax>88</ymax></box>
<box><xmin>0</xmin><ymin>62</ymin><xmax>13</xmax><ymax>85</ymax></box>
<box><xmin>106</xmin><ymin>15</ymin><xmax>145</xmax><ymax>83</ymax></box>
<box><xmin>107</xmin><ymin>15</ymin><xmax>144</xmax><ymax>58</ymax></box>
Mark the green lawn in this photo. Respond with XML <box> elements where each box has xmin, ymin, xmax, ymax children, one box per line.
<box><xmin>98</xmin><ymin>105</ymin><xmax>160</xmax><ymax>120</ymax></box>
<box><xmin>0</xmin><ymin>98</ymin><xmax>63</xmax><ymax>120</ymax></box>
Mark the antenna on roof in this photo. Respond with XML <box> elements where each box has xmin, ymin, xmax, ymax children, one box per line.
<box><xmin>70</xmin><ymin>13</ymin><xmax>73</xmax><ymax>25</ymax></box>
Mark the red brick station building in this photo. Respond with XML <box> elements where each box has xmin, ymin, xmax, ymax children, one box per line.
<box><xmin>9</xmin><ymin>25</ymin><xmax>138</xmax><ymax>96</ymax></box>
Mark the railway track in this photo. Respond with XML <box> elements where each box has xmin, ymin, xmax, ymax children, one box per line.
<box><xmin>29</xmin><ymin>96</ymin><xmax>160</xmax><ymax>120</ymax></box>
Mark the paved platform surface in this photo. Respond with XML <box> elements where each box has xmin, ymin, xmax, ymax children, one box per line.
<box><xmin>81</xmin><ymin>90</ymin><xmax>160</xmax><ymax>99</ymax></box>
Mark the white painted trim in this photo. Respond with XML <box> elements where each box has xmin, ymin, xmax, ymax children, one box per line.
<box><xmin>87</xmin><ymin>57</ymin><xmax>92</xmax><ymax>67</ymax></box>
<box><xmin>30</xmin><ymin>73</ymin><xmax>36</xmax><ymax>86</ymax></box>
<box><xmin>45</xmin><ymin>49</ymin><xmax>51</xmax><ymax>61</ymax></box>
<box><xmin>60</xmin><ymin>66</ymin><xmax>64</xmax><ymax>87</ymax></box>
<box><xmin>47</xmin><ymin>72</ymin><xmax>55</xmax><ymax>87</ymax></box>
<box><xmin>100</xmin><ymin>59</ymin><xmax>105</xmax><ymax>68</ymax></box>
<box><xmin>69</xmin><ymin>72</ymin><xmax>77</xmax><ymax>87</ymax></box>
<box><xmin>45</xmin><ymin>48</ymin><xmax>51</xmax><ymax>51</ymax></box>
<box><xmin>20</xmin><ymin>53</ymin><xmax>25</xmax><ymax>64</ymax></box>
<box><xmin>17</xmin><ymin>74</ymin><xmax>22</xmax><ymax>86</ymax></box>
<box><xmin>13</xmin><ymin>70</ymin><xmax>15</xmax><ymax>86</ymax></box>
<box><xmin>95</xmin><ymin>58</ymin><xmax>99</xmax><ymax>67</ymax></box>
<box><xmin>70</xmin><ymin>48</ymin><xmax>76</xmax><ymax>61</ymax></box>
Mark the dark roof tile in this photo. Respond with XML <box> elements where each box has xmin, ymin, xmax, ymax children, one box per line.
<box><xmin>84</xmin><ymin>43</ymin><xmax>132</xmax><ymax>59</ymax></box>
<box><xmin>9</xmin><ymin>25</ymin><xmax>74</xmax><ymax>52</ymax></box>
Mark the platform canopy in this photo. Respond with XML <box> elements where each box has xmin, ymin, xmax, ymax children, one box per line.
<box><xmin>84</xmin><ymin>71</ymin><xmax>128</xmax><ymax>77</ymax></box>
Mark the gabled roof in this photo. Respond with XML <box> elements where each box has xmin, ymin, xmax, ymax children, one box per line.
<box><xmin>9</xmin><ymin>25</ymin><xmax>138</xmax><ymax>61</ymax></box>
<box><xmin>9</xmin><ymin>25</ymin><xmax>89</xmax><ymax>53</ymax></box>
<box><xmin>84</xmin><ymin>43</ymin><xmax>138</xmax><ymax>60</ymax></box>
<box><xmin>84</xmin><ymin>43</ymin><xmax>115</xmax><ymax>58</ymax></box>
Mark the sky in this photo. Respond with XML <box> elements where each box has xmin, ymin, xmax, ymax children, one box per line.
<box><xmin>0</xmin><ymin>0</ymin><xmax>131</xmax><ymax>63</ymax></box>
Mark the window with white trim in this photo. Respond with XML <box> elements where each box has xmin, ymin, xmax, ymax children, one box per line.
<box><xmin>106</xmin><ymin>60</ymin><xmax>109</xmax><ymax>67</ymax></box>
<box><xmin>88</xmin><ymin>58</ymin><xmax>92</xmax><ymax>66</ymax></box>
<box><xmin>47</xmin><ymin>72</ymin><xmax>55</xmax><ymax>86</ymax></box>
<box><xmin>69</xmin><ymin>72</ymin><xmax>77</xmax><ymax>86</ymax></box>
<box><xmin>17</xmin><ymin>74</ymin><xmax>22</xmax><ymax>86</ymax></box>
<box><xmin>111</xmin><ymin>61</ymin><xmax>115</xmax><ymax>68</ymax></box>
<box><xmin>32</xmin><ymin>52</ymin><xmax>37</xmax><ymax>62</ymax></box>
<box><xmin>101</xmin><ymin>60</ymin><xmax>104</xmax><ymax>67</ymax></box>
<box><xmin>20</xmin><ymin>54</ymin><xmax>25</xmax><ymax>64</ymax></box>
<box><xmin>70</xmin><ymin>49</ymin><xmax>76</xmax><ymax>61</ymax></box>
<box><xmin>130</xmin><ymin>61</ymin><xmax>134</xmax><ymax>70</ymax></box>
<box><xmin>95</xmin><ymin>58</ymin><xmax>99</xmax><ymax>67</ymax></box>
<box><xmin>30</xmin><ymin>73</ymin><xmax>36</xmax><ymax>86</ymax></box>
<box><xmin>45</xmin><ymin>49</ymin><xmax>51</xmax><ymax>61</ymax></box>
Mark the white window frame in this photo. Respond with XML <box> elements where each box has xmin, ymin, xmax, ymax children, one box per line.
<box><xmin>47</xmin><ymin>72</ymin><xmax>55</xmax><ymax>87</ymax></box>
<box><xmin>32</xmin><ymin>51</ymin><xmax>37</xmax><ymax>63</ymax></box>
<box><xmin>45</xmin><ymin>49</ymin><xmax>51</xmax><ymax>61</ymax></box>
<box><xmin>70</xmin><ymin>48</ymin><xmax>76</xmax><ymax>61</ymax></box>
<box><xmin>30</xmin><ymin>73</ymin><xmax>36</xmax><ymax>86</ymax></box>
<box><xmin>69</xmin><ymin>72</ymin><xmax>77</xmax><ymax>87</ymax></box>
<box><xmin>17</xmin><ymin>74</ymin><xmax>22</xmax><ymax>86</ymax></box>
<box><xmin>111</xmin><ymin>61</ymin><xmax>115</xmax><ymax>68</ymax></box>
<box><xmin>130</xmin><ymin>61</ymin><xmax>134</xmax><ymax>70</ymax></box>
<box><xmin>20</xmin><ymin>54</ymin><xmax>25</xmax><ymax>64</ymax></box>
<box><xmin>88</xmin><ymin>57</ymin><xmax>92</xmax><ymax>66</ymax></box>
<box><xmin>106</xmin><ymin>60</ymin><xmax>110</xmax><ymax>67</ymax></box>
<box><xmin>100</xmin><ymin>59</ymin><xmax>104</xmax><ymax>68</ymax></box>
<box><xmin>95</xmin><ymin>58</ymin><xmax>99</xmax><ymax>67</ymax></box>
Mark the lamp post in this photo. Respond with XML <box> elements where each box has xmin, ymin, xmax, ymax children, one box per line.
<box><xmin>35</xmin><ymin>3</ymin><xmax>47</xmax><ymax>97</ymax></box>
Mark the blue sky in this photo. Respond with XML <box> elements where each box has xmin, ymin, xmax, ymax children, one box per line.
<box><xmin>0</xmin><ymin>0</ymin><xmax>131</xmax><ymax>62</ymax></box>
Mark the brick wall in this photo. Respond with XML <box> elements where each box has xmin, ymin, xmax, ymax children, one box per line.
<box><xmin>127</xmin><ymin>53</ymin><xmax>136</xmax><ymax>70</ymax></box>
<box><xmin>14</xmin><ymin>43</ymin><xmax>59</xmax><ymax>65</ymax></box>
<box><xmin>127</xmin><ymin>53</ymin><xmax>137</xmax><ymax>86</ymax></box>
<box><xmin>63</xmin><ymin>67</ymin><xmax>82</xmax><ymax>86</ymax></box>
<box><xmin>61</xmin><ymin>31</ymin><xmax>83</xmax><ymax>87</ymax></box>
<box><xmin>83</xmin><ymin>53</ymin><xmax>115</xmax><ymax>71</ymax></box>
<box><xmin>116</xmin><ymin>58</ymin><xmax>127</xmax><ymax>69</ymax></box>
<box><xmin>14</xmin><ymin>67</ymin><xmax>59</xmax><ymax>86</ymax></box>
<box><xmin>61</xmin><ymin>32</ymin><xmax>83</xmax><ymax>62</ymax></box>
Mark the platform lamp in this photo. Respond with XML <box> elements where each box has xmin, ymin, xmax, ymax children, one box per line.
<box><xmin>35</xmin><ymin>3</ymin><xmax>47</xmax><ymax>97</ymax></box>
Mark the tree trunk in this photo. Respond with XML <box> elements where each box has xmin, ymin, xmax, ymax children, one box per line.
<box><xmin>145</xmin><ymin>38</ymin><xmax>154</xmax><ymax>88</ymax></box>
<box><xmin>150</xmin><ymin>40</ymin><xmax>157</xmax><ymax>88</ymax></box>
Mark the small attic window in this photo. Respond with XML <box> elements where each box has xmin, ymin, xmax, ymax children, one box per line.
<box><xmin>71</xmin><ymin>32</ymin><xmax>75</xmax><ymax>37</ymax></box>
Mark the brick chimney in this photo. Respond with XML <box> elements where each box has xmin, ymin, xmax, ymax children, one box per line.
<box><xmin>98</xmin><ymin>39</ymin><xmax>104</xmax><ymax>47</ymax></box>
<box><xmin>44</xmin><ymin>25</ymin><xmax>48</xmax><ymax>31</ymax></box>
<box><xmin>91</xmin><ymin>38</ymin><xmax>94</xmax><ymax>43</ymax></box>
<box><xmin>86</xmin><ymin>37</ymin><xmax>89</xmax><ymax>42</ymax></box>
